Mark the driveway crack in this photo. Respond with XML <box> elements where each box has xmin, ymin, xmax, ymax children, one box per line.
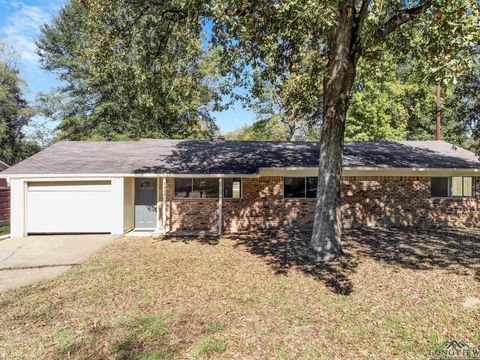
<box><xmin>0</xmin><ymin>243</ymin><xmax>28</xmax><ymax>265</ymax></box>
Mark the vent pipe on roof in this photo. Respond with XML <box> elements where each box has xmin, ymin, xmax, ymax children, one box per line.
<box><xmin>435</xmin><ymin>82</ymin><xmax>441</xmax><ymax>141</ymax></box>
<box><xmin>216</xmin><ymin>135</ymin><xmax>225</xmax><ymax>143</ymax></box>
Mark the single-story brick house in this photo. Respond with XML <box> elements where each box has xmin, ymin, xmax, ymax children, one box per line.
<box><xmin>1</xmin><ymin>139</ymin><xmax>480</xmax><ymax>238</ymax></box>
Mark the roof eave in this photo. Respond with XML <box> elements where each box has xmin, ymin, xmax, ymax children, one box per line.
<box><xmin>2</xmin><ymin>167</ymin><xmax>480</xmax><ymax>180</ymax></box>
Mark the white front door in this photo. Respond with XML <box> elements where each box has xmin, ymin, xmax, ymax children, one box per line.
<box><xmin>26</xmin><ymin>181</ymin><xmax>113</xmax><ymax>233</ymax></box>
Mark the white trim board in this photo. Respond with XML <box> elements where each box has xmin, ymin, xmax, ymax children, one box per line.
<box><xmin>260</xmin><ymin>167</ymin><xmax>480</xmax><ymax>177</ymax></box>
<box><xmin>2</xmin><ymin>167</ymin><xmax>480</xmax><ymax>181</ymax></box>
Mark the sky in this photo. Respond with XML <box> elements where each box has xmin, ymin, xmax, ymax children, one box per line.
<box><xmin>0</xmin><ymin>0</ymin><xmax>255</xmax><ymax>134</ymax></box>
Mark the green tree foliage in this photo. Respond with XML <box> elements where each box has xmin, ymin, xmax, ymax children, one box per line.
<box><xmin>210</xmin><ymin>0</ymin><xmax>480</xmax><ymax>259</ymax></box>
<box><xmin>0</xmin><ymin>42</ymin><xmax>39</xmax><ymax>165</ymax></box>
<box><xmin>442</xmin><ymin>65</ymin><xmax>480</xmax><ymax>152</ymax></box>
<box><xmin>37</xmin><ymin>0</ymin><xmax>223</xmax><ymax>141</ymax></box>
<box><xmin>228</xmin><ymin>60</ymin><xmax>480</xmax><ymax>145</ymax></box>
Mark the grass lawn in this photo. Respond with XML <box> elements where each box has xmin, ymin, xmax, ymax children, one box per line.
<box><xmin>1</xmin><ymin>228</ymin><xmax>479</xmax><ymax>359</ymax></box>
<box><xmin>0</xmin><ymin>224</ymin><xmax>9</xmax><ymax>235</ymax></box>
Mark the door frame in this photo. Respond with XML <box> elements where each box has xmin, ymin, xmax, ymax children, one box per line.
<box><xmin>134</xmin><ymin>177</ymin><xmax>158</xmax><ymax>230</ymax></box>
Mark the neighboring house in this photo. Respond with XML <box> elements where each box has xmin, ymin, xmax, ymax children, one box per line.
<box><xmin>1</xmin><ymin>139</ymin><xmax>480</xmax><ymax>238</ymax></box>
<box><xmin>0</xmin><ymin>160</ymin><xmax>10</xmax><ymax>226</ymax></box>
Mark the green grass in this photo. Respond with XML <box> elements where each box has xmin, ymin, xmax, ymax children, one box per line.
<box><xmin>0</xmin><ymin>228</ymin><xmax>479</xmax><ymax>358</ymax></box>
<box><xmin>196</xmin><ymin>338</ymin><xmax>228</xmax><ymax>356</ymax></box>
<box><xmin>0</xmin><ymin>224</ymin><xmax>9</xmax><ymax>235</ymax></box>
<box><xmin>206</xmin><ymin>322</ymin><xmax>226</xmax><ymax>335</ymax></box>
<box><xmin>53</xmin><ymin>328</ymin><xmax>78</xmax><ymax>355</ymax></box>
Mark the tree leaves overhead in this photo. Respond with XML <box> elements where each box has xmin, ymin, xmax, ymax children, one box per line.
<box><xmin>210</xmin><ymin>0</ymin><xmax>480</xmax><ymax>144</ymax></box>
<box><xmin>37</xmin><ymin>0</ymin><xmax>223</xmax><ymax>141</ymax></box>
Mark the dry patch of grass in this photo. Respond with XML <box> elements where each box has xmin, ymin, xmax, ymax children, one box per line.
<box><xmin>1</xmin><ymin>228</ymin><xmax>479</xmax><ymax>359</ymax></box>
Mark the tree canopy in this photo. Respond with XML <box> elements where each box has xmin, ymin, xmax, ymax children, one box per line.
<box><xmin>208</xmin><ymin>0</ymin><xmax>479</xmax><ymax>259</ymax></box>
<box><xmin>227</xmin><ymin>59</ymin><xmax>480</xmax><ymax>148</ymax></box>
<box><xmin>0</xmin><ymin>41</ymin><xmax>40</xmax><ymax>165</ymax></box>
<box><xmin>37</xmin><ymin>0</ymin><xmax>224</xmax><ymax>141</ymax></box>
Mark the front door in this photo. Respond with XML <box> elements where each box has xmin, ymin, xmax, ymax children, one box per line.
<box><xmin>135</xmin><ymin>178</ymin><xmax>157</xmax><ymax>229</ymax></box>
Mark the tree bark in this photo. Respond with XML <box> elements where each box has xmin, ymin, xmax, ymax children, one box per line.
<box><xmin>308</xmin><ymin>0</ymin><xmax>430</xmax><ymax>260</ymax></box>
<box><xmin>309</xmin><ymin>0</ymin><xmax>362</xmax><ymax>260</ymax></box>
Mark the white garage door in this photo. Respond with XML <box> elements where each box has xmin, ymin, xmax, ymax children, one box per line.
<box><xmin>27</xmin><ymin>181</ymin><xmax>113</xmax><ymax>234</ymax></box>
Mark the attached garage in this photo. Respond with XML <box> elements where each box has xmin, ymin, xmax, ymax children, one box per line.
<box><xmin>26</xmin><ymin>181</ymin><xmax>113</xmax><ymax>234</ymax></box>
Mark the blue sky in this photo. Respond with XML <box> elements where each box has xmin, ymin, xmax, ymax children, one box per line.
<box><xmin>0</xmin><ymin>0</ymin><xmax>255</xmax><ymax>134</ymax></box>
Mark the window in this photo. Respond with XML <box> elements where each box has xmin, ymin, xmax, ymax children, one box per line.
<box><xmin>224</xmin><ymin>178</ymin><xmax>242</xmax><ymax>198</ymax></box>
<box><xmin>284</xmin><ymin>177</ymin><xmax>318</xmax><ymax>198</ymax></box>
<box><xmin>174</xmin><ymin>178</ymin><xmax>192</xmax><ymax>198</ymax></box>
<box><xmin>306</xmin><ymin>177</ymin><xmax>318</xmax><ymax>198</ymax></box>
<box><xmin>174</xmin><ymin>178</ymin><xmax>242</xmax><ymax>198</ymax></box>
<box><xmin>192</xmin><ymin>178</ymin><xmax>219</xmax><ymax>198</ymax></box>
<box><xmin>174</xmin><ymin>178</ymin><xmax>219</xmax><ymax>198</ymax></box>
<box><xmin>431</xmin><ymin>177</ymin><xmax>475</xmax><ymax>198</ymax></box>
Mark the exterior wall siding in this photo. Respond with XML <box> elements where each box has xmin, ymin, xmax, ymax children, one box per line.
<box><xmin>157</xmin><ymin>176</ymin><xmax>480</xmax><ymax>233</ymax></box>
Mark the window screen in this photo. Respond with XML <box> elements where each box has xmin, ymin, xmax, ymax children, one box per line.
<box><xmin>306</xmin><ymin>177</ymin><xmax>318</xmax><ymax>198</ymax></box>
<box><xmin>224</xmin><ymin>178</ymin><xmax>242</xmax><ymax>198</ymax></box>
<box><xmin>174</xmin><ymin>178</ymin><xmax>192</xmax><ymax>198</ymax></box>
<box><xmin>463</xmin><ymin>177</ymin><xmax>474</xmax><ymax>197</ymax></box>
<box><xmin>284</xmin><ymin>177</ymin><xmax>306</xmax><ymax>198</ymax></box>
<box><xmin>174</xmin><ymin>178</ymin><xmax>219</xmax><ymax>198</ymax></box>
<box><xmin>192</xmin><ymin>178</ymin><xmax>219</xmax><ymax>198</ymax></box>
<box><xmin>450</xmin><ymin>177</ymin><xmax>463</xmax><ymax>197</ymax></box>
<box><xmin>431</xmin><ymin>177</ymin><xmax>475</xmax><ymax>197</ymax></box>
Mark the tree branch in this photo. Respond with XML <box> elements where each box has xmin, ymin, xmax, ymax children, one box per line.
<box><xmin>377</xmin><ymin>0</ymin><xmax>433</xmax><ymax>38</ymax></box>
<box><xmin>355</xmin><ymin>0</ymin><xmax>369</xmax><ymax>33</ymax></box>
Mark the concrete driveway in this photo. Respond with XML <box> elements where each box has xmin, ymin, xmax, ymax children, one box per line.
<box><xmin>0</xmin><ymin>235</ymin><xmax>118</xmax><ymax>292</ymax></box>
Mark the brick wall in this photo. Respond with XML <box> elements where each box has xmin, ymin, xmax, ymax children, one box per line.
<box><xmin>342</xmin><ymin>176</ymin><xmax>480</xmax><ymax>228</ymax></box>
<box><xmin>159</xmin><ymin>178</ymin><xmax>219</xmax><ymax>232</ymax></box>
<box><xmin>0</xmin><ymin>178</ymin><xmax>9</xmax><ymax>225</ymax></box>
<box><xmin>158</xmin><ymin>176</ymin><xmax>480</xmax><ymax>233</ymax></box>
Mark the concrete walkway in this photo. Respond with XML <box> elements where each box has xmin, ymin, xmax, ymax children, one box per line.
<box><xmin>0</xmin><ymin>235</ymin><xmax>118</xmax><ymax>292</ymax></box>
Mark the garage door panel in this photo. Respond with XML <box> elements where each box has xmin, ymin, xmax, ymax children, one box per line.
<box><xmin>28</xmin><ymin>181</ymin><xmax>111</xmax><ymax>192</ymax></box>
<box><xmin>27</xmin><ymin>181</ymin><xmax>113</xmax><ymax>233</ymax></box>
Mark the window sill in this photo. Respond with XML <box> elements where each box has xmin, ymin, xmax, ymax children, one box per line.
<box><xmin>172</xmin><ymin>197</ymin><xmax>243</xmax><ymax>200</ymax></box>
<box><xmin>430</xmin><ymin>197</ymin><xmax>476</xmax><ymax>200</ymax></box>
<box><xmin>173</xmin><ymin>197</ymin><xmax>219</xmax><ymax>200</ymax></box>
<box><xmin>283</xmin><ymin>198</ymin><xmax>316</xmax><ymax>200</ymax></box>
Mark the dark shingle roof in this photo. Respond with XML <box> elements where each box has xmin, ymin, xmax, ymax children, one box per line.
<box><xmin>2</xmin><ymin>139</ymin><xmax>480</xmax><ymax>175</ymax></box>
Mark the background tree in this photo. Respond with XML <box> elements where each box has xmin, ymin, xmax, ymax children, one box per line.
<box><xmin>0</xmin><ymin>41</ymin><xmax>40</xmax><ymax>165</ymax></box>
<box><xmin>37</xmin><ymin>0</ymin><xmax>224</xmax><ymax>141</ymax></box>
<box><xmin>211</xmin><ymin>0</ymin><xmax>480</xmax><ymax>259</ymax></box>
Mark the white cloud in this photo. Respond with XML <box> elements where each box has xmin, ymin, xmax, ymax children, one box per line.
<box><xmin>0</xmin><ymin>1</ymin><xmax>61</xmax><ymax>65</ymax></box>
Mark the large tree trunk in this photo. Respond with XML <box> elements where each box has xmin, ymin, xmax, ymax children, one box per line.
<box><xmin>309</xmin><ymin>1</ymin><xmax>363</xmax><ymax>260</ymax></box>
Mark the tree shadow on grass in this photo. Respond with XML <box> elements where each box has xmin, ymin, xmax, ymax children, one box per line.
<box><xmin>227</xmin><ymin>226</ymin><xmax>480</xmax><ymax>295</ymax></box>
<box><xmin>228</xmin><ymin>230</ymin><xmax>359</xmax><ymax>295</ymax></box>
<box><xmin>164</xmin><ymin>226</ymin><xmax>480</xmax><ymax>296</ymax></box>
<box><xmin>346</xmin><ymin>227</ymin><xmax>480</xmax><ymax>281</ymax></box>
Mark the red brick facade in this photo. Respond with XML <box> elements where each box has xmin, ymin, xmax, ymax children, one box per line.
<box><xmin>0</xmin><ymin>179</ymin><xmax>9</xmax><ymax>225</ymax></box>
<box><xmin>158</xmin><ymin>176</ymin><xmax>480</xmax><ymax>233</ymax></box>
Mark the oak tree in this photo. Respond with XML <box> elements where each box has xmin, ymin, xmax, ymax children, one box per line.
<box><xmin>210</xmin><ymin>0</ymin><xmax>480</xmax><ymax>259</ymax></box>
